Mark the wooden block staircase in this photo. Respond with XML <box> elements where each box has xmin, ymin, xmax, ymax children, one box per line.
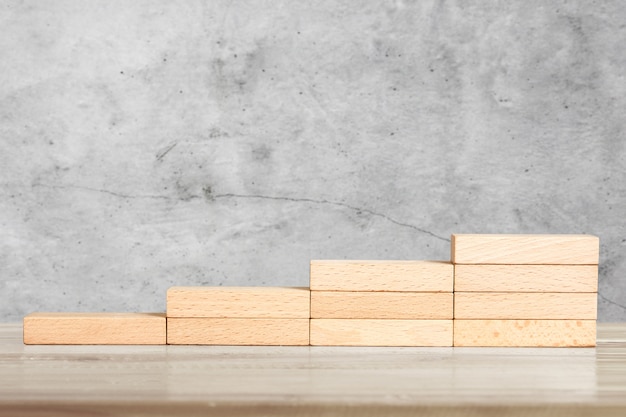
<box><xmin>23</xmin><ymin>234</ymin><xmax>599</xmax><ymax>347</ymax></box>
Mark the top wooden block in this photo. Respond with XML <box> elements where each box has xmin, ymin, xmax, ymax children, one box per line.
<box><xmin>310</xmin><ymin>260</ymin><xmax>453</xmax><ymax>292</ymax></box>
<box><xmin>167</xmin><ymin>287</ymin><xmax>310</xmax><ymax>318</ymax></box>
<box><xmin>451</xmin><ymin>234</ymin><xmax>599</xmax><ymax>265</ymax></box>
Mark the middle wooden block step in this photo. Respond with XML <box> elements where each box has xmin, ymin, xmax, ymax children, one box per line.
<box><xmin>454</xmin><ymin>292</ymin><xmax>597</xmax><ymax>320</ymax></box>
<box><xmin>166</xmin><ymin>287</ymin><xmax>310</xmax><ymax>345</ymax></box>
<box><xmin>167</xmin><ymin>286</ymin><xmax>311</xmax><ymax>318</ymax></box>
<box><xmin>311</xmin><ymin>292</ymin><xmax>453</xmax><ymax>319</ymax></box>
<box><xmin>310</xmin><ymin>260</ymin><xmax>453</xmax><ymax>292</ymax></box>
<box><xmin>309</xmin><ymin>260</ymin><xmax>454</xmax><ymax>346</ymax></box>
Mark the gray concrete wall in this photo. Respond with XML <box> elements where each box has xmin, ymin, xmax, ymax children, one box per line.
<box><xmin>1</xmin><ymin>0</ymin><xmax>625</xmax><ymax>322</ymax></box>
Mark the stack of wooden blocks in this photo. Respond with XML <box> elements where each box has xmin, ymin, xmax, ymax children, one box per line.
<box><xmin>452</xmin><ymin>234</ymin><xmax>598</xmax><ymax>347</ymax></box>
<box><xmin>22</xmin><ymin>234</ymin><xmax>599</xmax><ymax>348</ymax></box>
<box><xmin>309</xmin><ymin>260</ymin><xmax>453</xmax><ymax>346</ymax></box>
<box><xmin>166</xmin><ymin>287</ymin><xmax>310</xmax><ymax>345</ymax></box>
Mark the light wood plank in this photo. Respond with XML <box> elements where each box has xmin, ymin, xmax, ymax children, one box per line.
<box><xmin>23</xmin><ymin>313</ymin><xmax>166</xmax><ymax>345</ymax></box>
<box><xmin>166</xmin><ymin>287</ymin><xmax>310</xmax><ymax>318</ymax></box>
<box><xmin>451</xmin><ymin>234</ymin><xmax>599</xmax><ymax>265</ymax></box>
<box><xmin>310</xmin><ymin>319</ymin><xmax>453</xmax><ymax>346</ymax></box>
<box><xmin>453</xmin><ymin>319</ymin><xmax>596</xmax><ymax>347</ymax></box>
<box><xmin>454</xmin><ymin>264</ymin><xmax>598</xmax><ymax>292</ymax></box>
<box><xmin>311</xmin><ymin>291</ymin><xmax>453</xmax><ymax>319</ymax></box>
<box><xmin>454</xmin><ymin>292</ymin><xmax>597</xmax><ymax>319</ymax></box>
<box><xmin>310</xmin><ymin>260</ymin><xmax>453</xmax><ymax>292</ymax></box>
<box><xmin>167</xmin><ymin>318</ymin><xmax>310</xmax><ymax>345</ymax></box>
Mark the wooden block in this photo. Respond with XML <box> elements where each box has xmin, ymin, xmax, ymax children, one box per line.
<box><xmin>310</xmin><ymin>260</ymin><xmax>453</xmax><ymax>292</ymax></box>
<box><xmin>166</xmin><ymin>287</ymin><xmax>310</xmax><ymax>318</ymax></box>
<box><xmin>310</xmin><ymin>319</ymin><xmax>453</xmax><ymax>346</ymax></box>
<box><xmin>167</xmin><ymin>318</ymin><xmax>310</xmax><ymax>345</ymax></box>
<box><xmin>453</xmin><ymin>320</ymin><xmax>596</xmax><ymax>347</ymax></box>
<box><xmin>451</xmin><ymin>234</ymin><xmax>599</xmax><ymax>265</ymax></box>
<box><xmin>454</xmin><ymin>292</ymin><xmax>597</xmax><ymax>319</ymax></box>
<box><xmin>311</xmin><ymin>291</ymin><xmax>453</xmax><ymax>319</ymax></box>
<box><xmin>454</xmin><ymin>264</ymin><xmax>598</xmax><ymax>292</ymax></box>
<box><xmin>23</xmin><ymin>313</ymin><xmax>166</xmax><ymax>345</ymax></box>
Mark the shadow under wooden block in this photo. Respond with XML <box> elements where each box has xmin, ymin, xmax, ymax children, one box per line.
<box><xmin>311</xmin><ymin>291</ymin><xmax>453</xmax><ymax>319</ymax></box>
<box><xmin>453</xmin><ymin>320</ymin><xmax>596</xmax><ymax>347</ymax></box>
<box><xmin>167</xmin><ymin>318</ymin><xmax>310</xmax><ymax>345</ymax></box>
<box><xmin>454</xmin><ymin>264</ymin><xmax>598</xmax><ymax>292</ymax></box>
<box><xmin>23</xmin><ymin>313</ymin><xmax>166</xmax><ymax>345</ymax></box>
<box><xmin>454</xmin><ymin>292</ymin><xmax>597</xmax><ymax>320</ymax></box>
<box><xmin>310</xmin><ymin>260</ymin><xmax>453</xmax><ymax>292</ymax></box>
<box><xmin>451</xmin><ymin>234</ymin><xmax>599</xmax><ymax>265</ymax></box>
<box><xmin>166</xmin><ymin>287</ymin><xmax>310</xmax><ymax>318</ymax></box>
<box><xmin>310</xmin><ymin>319</ymin><xmax>453</xmax><ymax>346</ymax></box>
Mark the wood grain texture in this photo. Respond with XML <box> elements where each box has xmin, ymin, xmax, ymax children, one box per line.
<box><xmin>4</xmin><ymin>404</ymin><xmax>626</xmax><ymax>417</ymax></box>
<box><xmin>310</xmin><ymin>260</ymin><xmax>453</xmax><ymax>292</ymax></box>
<box><xmin>23</xmin><ymin>313</ymin><xmax>166</xmax><ymax>345</ymax></box>
<box><xmin>167</xmin><ymin>318</ymin><xmax>310</xmax><ymax>345</ymax></box>
<box><xmin>454</xmin><ymin>292</ymin><xmax>597</xmax><ymax>319</ymax></box>
<box><xmin>310</xmin><ymin>319</ymin><xmax>453</xmax><ymax>346</ymax></box>
<box><xmin>451</xmin><ymin>234</ymin><xmax>599</xmax><ymax>265</ymax></box>
<box><xmin>310</xmin><ymin>291</ymin><xmax>453</xmax><ymax>319</ymax></box>
<box><xmin>453</xmin><ymin>319</ymin><xmax>596</xmax><ymax>347</ymax></box>
<box><xmin>166</xmin><ymin>287</ymin><xmax>310</xmax><ymax>318</ymax></box>
<box><xmin>454</xmin><ymin>264</ymin><xmax>598</xmax><ymax>292</ymax></box>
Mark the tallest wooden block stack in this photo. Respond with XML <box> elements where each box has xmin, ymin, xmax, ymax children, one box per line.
<box><xmin>451</xmin><ymin>234</ymin><xmax>599</xmax><ymax>347</ymax></box>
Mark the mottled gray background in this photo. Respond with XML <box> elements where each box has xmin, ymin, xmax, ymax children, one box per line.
<box><xmin>1</xmin><ymin>0</ymin><xmax>625</xmax><ymax>322</ymax></box>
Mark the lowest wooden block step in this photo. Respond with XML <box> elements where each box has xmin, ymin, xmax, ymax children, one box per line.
<box><xmin>451</xmin><ymin>234</ymin><xmax>599</xmax><ymax>265</ymax></box>
<box><xmin>454</xmin><ymin>292</ymin><xmax>597</xmax><ymax>320</ymax></box>
<box><xmin>310</xmin><ymin>291</ymin><xmax>453</xmax><ymax>319</ymax></box>
<box><xmin>453</xmin><ymin>319</ymin><xmax>596</xmax><ymax>347</ymax></box>
<box><xmin>454</xmin><ymin>264</ymin><xmax>598</xmax><ymax>292</ymax></box>
<box><xmin>310</xmin><ymin>260</ymin><xmax>453</xmax><ymax>292</ymax></box>
<box><xmin>167</xmin><ymin>318</ymin><xmax>309</xmax><ymax>345</ymax></box>
<box><xmin>23</xmin><ymin>313</ymin><xmax>166</xmax><ymax>345</ymax></box>
<box><xmin>167</xmin><ymin>287</ymin><xmax>310</xmax><ymax>318</ymax></box>
<box><xmin>310</xmin><ymin>319</ymin><xmax>453</xmax><ymax>346</ymax></box>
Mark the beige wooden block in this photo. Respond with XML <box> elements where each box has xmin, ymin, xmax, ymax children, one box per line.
<box><xmin>454</xmin><ymin>292</ymin><xmax>597</xmax><ymax>319</ymax></box>
<box><xmin>310</xmin><ymin>319</ymin><xmax>453</xmax><ymax>346</ymax></box>
<box><xmin>454</xmin><ymin>264</ymin><xmax>598</xmax><ymax>292</ymax></box>
<box><xmin>451</xmin><ymin>234</ymin><xmax>599</xmax><ymax>265</ymax></box>
<box><xmin>167</xmin><ymin>287</ymin><xmax>310</xmax><ymax>318</ymax></box>
<box><xmin>453</xmin><ymin>319</ymin><xmax>596</xmax><ymax>347</ymax></box>
<box><xmin>23</xmin><ymin>313</ymin><xmax>166</xmax><ymax>345</ymax></box>
<box><xmin>167</xmin><ymin>318</ymin><xmax>310</xmax><ymax>345</ymax></box>
<box><xmin>310</xmin><ymin>260</ymin><xmax>453</xmax><ymax>292</ymax></box>
<box><xmin>311</xmin><ymin>291</ymin><xmax>453</xmax><ymax>319</ymax></box>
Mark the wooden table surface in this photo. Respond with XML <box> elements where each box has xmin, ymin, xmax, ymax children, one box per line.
<box><xmin>1</xmin><ymin>323</ymin><xmax>625</xmax><ymax>416</ymax></box>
